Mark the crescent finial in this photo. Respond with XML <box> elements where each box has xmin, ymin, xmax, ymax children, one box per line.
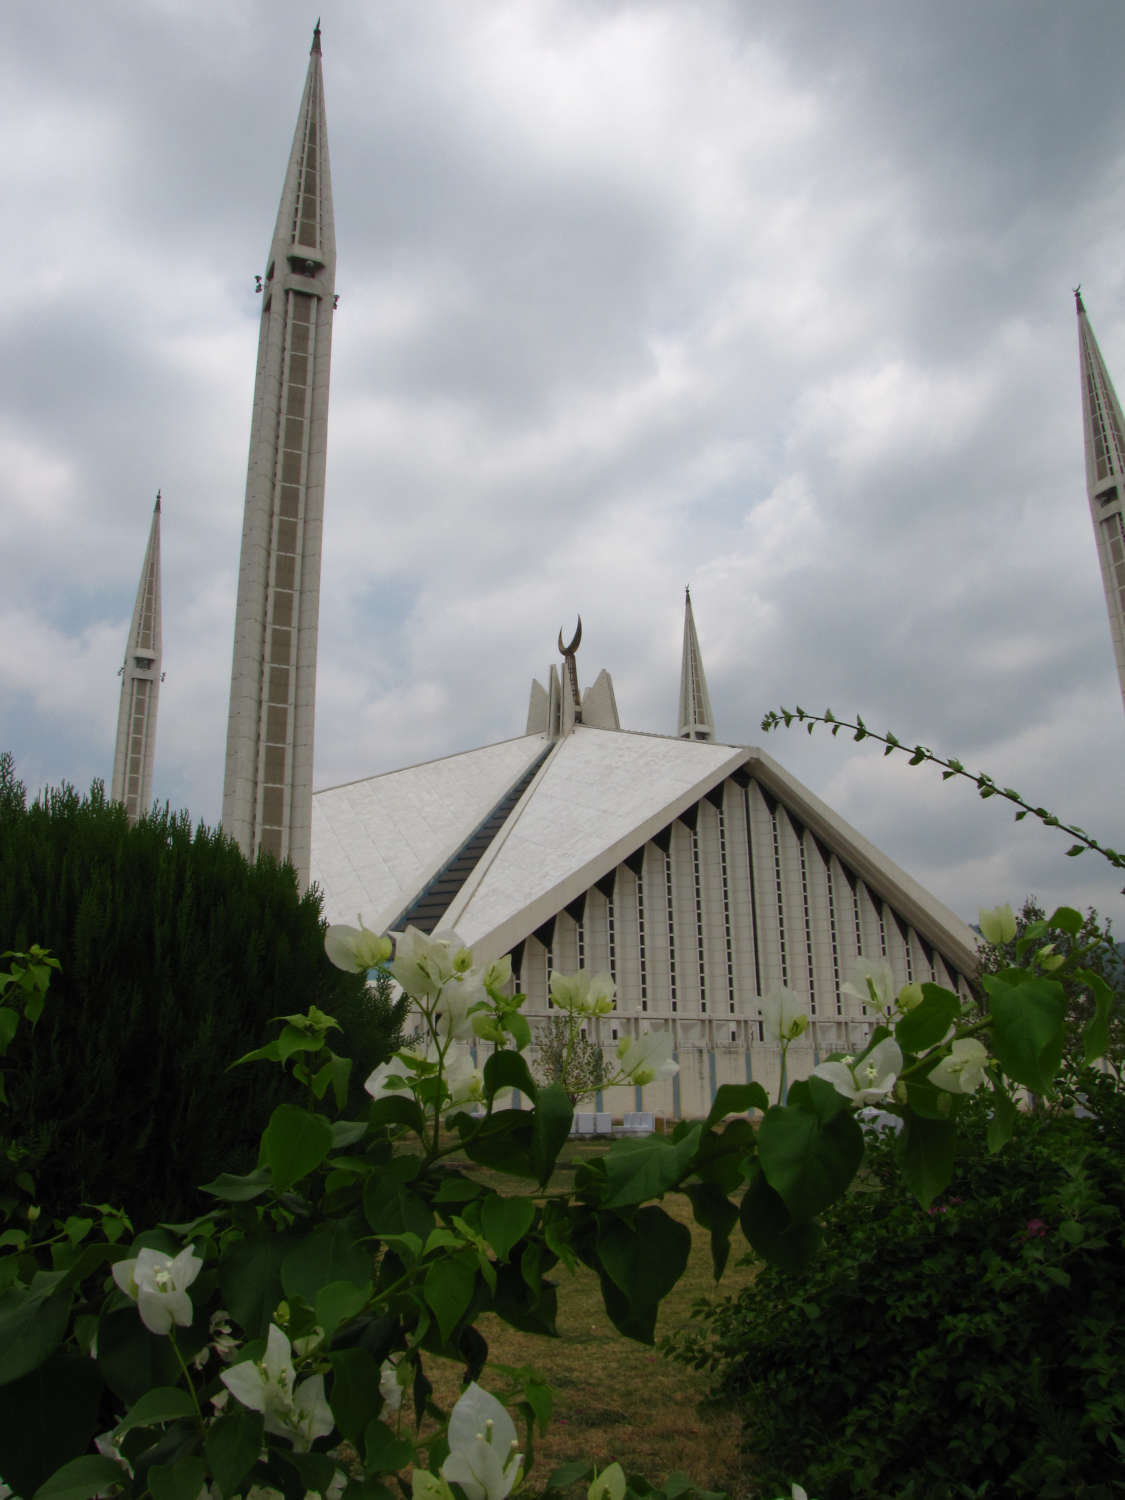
<box><xmin>558</xmin><ymin>615</ymin><xmax>582</xmax><ymax>656</ymax></box>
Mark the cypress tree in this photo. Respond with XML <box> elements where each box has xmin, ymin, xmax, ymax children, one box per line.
<box><xmin>0</xmin><ymin>754</ymin><xmax>403</xmax><ymax>1223</ymax></box>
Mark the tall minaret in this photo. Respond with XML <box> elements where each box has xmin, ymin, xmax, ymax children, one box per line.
<box><xmin>111</xmin><ymin>494</ymin><xmax>163</xmax><ymax>820</ymax></box>
<box><xmin>223</xmin><ymin>24</ymin><xmax>336</xmax><ymax>884</ymax></box>
<box><xmin>677</xmin><ymin>586</ymin><xmax>715</xmax><ymax>741</ymax></box>
<box><xmin>1076</xmin><ymin>290</ymin><xmax>1125</xmax><ymax>713</ymax></box>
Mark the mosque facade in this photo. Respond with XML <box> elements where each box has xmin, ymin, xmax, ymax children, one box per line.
<box><xmin>111</xmin><ymin>32</ymin><xmax>1125</xmax><ymax>1117</ymax></box>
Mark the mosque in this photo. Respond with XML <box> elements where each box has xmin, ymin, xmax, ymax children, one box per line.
<box><xmin>110</xmin><ymin>30</ymin><xmax>1124</xmax><ymax>1116</ymax></box>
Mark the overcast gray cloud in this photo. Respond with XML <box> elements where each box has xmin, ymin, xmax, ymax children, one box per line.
<box><xmin>5</xmin><ymin>0</ymin><xmax>1125</xmax><ymax>928</ymax></box>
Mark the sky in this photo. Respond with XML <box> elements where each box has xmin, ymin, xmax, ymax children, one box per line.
<box><xmin>5</xmin><ymin>0</ymin><xmax>1125</xmax><ymax>931</ymax></box>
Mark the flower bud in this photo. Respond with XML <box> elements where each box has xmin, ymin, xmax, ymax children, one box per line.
<box><xmin>896</xmin><ymin>982</ymin><xmax>924</xmax><ymax>1013</ymax></box>
<box><xmin>978</xmin><ymin>903</ymin><xmax>1017</xmax><ymax>945</ymax></box>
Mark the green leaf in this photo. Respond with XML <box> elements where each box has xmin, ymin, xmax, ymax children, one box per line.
<box><xmin>367</xmin><ymin>1094</ymin><xmax>427</xmax><ymax>1136</ymax></box>
<box><xmin>316</xmin><ymin>1279</ymin><xmax>373</xmax><ymax>1337</ymax></box>
<box><xmin>757</xmin><ymin>1103</ymin><xmax>863</xmax><ymax>1221</ymax></box>
<box><xmin>364</xmin><ymin>1417</ymin><xmax>415</xmax><ymax>1475</ymax></box>
<box><xmin>199</xmin><ymin>1165</ymin><xmax>274</xmax><ymax>1201</ymax></box>
<box><xmin>32</xmin><ymin>1457</ymin><xmax>126</xmax><ymax>1500</ymax></box>
<box><xmin>276</xmin><ymin>1023</ymin><xmax>326</xmax><ymax>1062</ymax></box>
<box><xmin>433</xmin><ymin>1175</ymin><xmax>482</xmax><ymax>1203</ymax></box>
<box><xmin>328</xmin><ymin>1348</ymin><xmax>386</xmax><ymax>1448</ymax></box>
<box><xmin>502</xmin><ymin>1011</ymin><xmax>532</xmax><ymax>1051</ymax></box>
<box><xmin>595</xmin><ymin>1205</ymin><xmax>691</xmax><ymax>1343</ymax></box>
<box><xmin>547</xmin><ymin>1460</ymin><xmax>594</xmax><ymax>1490</ymax></box>
<box><xmin>282</xmin><ymin>1221</ymin><xmax>373</xmax><ymax>1304</ymax></box>
<box><xmin>894</xmin><ymin>984</ymin><xmax>961</xmax><ymax>1054</ymax></box>
<box><xmin>532</xmin><ymin>1084</ymin><xmax>573</xmax><ymax>1185</ymax></box>
<box><xmin>0</xmin><ymin>1351</ymin><xmax>103</xmax><ymax>1500</ymax></box>
<box><xmin>899</xmin><ymin>1110</ymin><xmax>955</xmax><ymax>1208</ymax></box>
<box><xmin>738</xmin><ymin>1168</ymin><xmax>822</xmax><ymax>1271</ymax></box>
<box><xmin>286</xmin><ymin>1451</ymin><xmax>342</xmax><ymax>1494</ymax></box>
<box><xmin>484</xmin><ymin>1049</ymin><xmax>538</xmax><ymax>1102</ymax></box>
<box><xmin>704</xmin><ymin>1082</ymin><xmax>769</xmax><ymax>1128</ymax></box>
<box><xmin>331</xmin><ymin>1119</ymin><xmax>369</xmax><ymax>1149</ymax></box>
<box><xmin>463</xmin><ymin>1110</ymin><xmax>537</xmax><ymax>1178</ymax></box>
<box><xmin>204</xmin><ymin>1406</ymin><xmax>263</xmax><ymax>1499</ymax></box>
<box><xmin>263</xmin><ymin>1102</ymin><xmax>334</xmax><ymax>1193</ymax></box>
<box><xmin>423</xmin><ymin>1252</ymin><xmax>477</xmax><ymax>1341</ymax></box>
<box><xmin>602</xmin><ymin>1125</ymin><xmax>702</xmax><ymax>1209</ymax></box>
<box><xmin>481</xmin><ymin>1194</ymin><xmax>536</xmax><ymax>1261</ymax></box>
<box><xmin>0</xmin><ymin>1277</ymin><xmax>71</xmax><ymax>1384</ymax></box>
<box><xmin>310</xmin><ymin>1051</ymin><xmax>353</xmax><ymax>1110</ymax></box>
<box><xmin>150</xmin><ymin>1459</ymin><xmax>212</xmax><ymax>1500</ymax></box>
<box><xmin>986</xmin><ymin>1087</ymin><xmax>1018</xmax><ymax>1153</ymax></box>
<box><xmin>684</xmin><ymin>1180</ymin><xmax>739</xmax><ymax>1279</ymax></box>
<box><xmin>114</xmin><ymin>1387</ymin><xmax>197</xmax><ymax>1437</ymax></box>
<box><xmin>1077</xmin><ymin>969</ymin><xmax>1114</xmax><ymax>1064</ymax></box>
<box><xmin>983</xmin><ymin>975</ymin><xmax>1066</xmax><ymax>1092</ymax></box>
<box><xmin>1046</xmin><ymin>905</ymin><xmax>1083</xmax><ymax>936</ymax></box>
<box><xmin>220</xmin><ymin>1232</ymin><xmax>298</xmax><ymax>1338</ymax></box>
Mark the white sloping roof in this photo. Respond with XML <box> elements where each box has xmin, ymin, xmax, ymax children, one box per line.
<box><xmin>445</xmin><ymin>726</ymin><xmax>744</xmax><ymax>953</ymax></box>
<box><xmin>311</xmin><ymin>734</ymin><xmax>549</xmax><ymax>930</ymax></box>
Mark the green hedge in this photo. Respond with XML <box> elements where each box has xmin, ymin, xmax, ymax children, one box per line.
<box><xmin>0</xmin><ymin>754</ymin><xmax>403</xmax><ymax>1224</ymax></box>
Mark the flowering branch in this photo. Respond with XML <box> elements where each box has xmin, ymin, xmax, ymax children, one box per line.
<box><xmin>761</xmin><ymin>706</ymin><xmax>1125</xmax><ymax>883</ymax></box>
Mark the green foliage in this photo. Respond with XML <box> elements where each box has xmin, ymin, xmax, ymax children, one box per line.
<box><xmin>668</xmin><ymin>1082</ymin><xmax>1125</xmax><ymax>1499</ymax></box>
<box><xmin>0</xmin><ymin>758</ymin><xmax>402</xmax><ymax>1224</ymax></box>
<box><xmin>976</xmin><ymin>897</ymin><xmax>1125</xmax><ymax>1061</ymax></box>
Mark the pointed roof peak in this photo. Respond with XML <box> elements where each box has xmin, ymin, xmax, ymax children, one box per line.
<box><xmin>154</xmin><ymin>489</ymin><xmax>161</xmax><ymax>514</ymax></box>
<box><xmin>678</xmin><ymin>588</ymin><xmax>715</xmax><ymax>742</ymax></box>
<box><xmin>1074</xmin><ymin>284</ymin><xmax>1086</xmax><ymax>315</ymax></box>
<box><xmin>311</xmin><ymin>19</ymin><xmax>322</xmax><ymax>55</ymax></box>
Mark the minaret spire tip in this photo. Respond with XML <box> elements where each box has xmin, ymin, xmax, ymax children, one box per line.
<box><xmin>154</xmin><ymin>489</ymin><xmax>161</xmax><ymax>514</ymax></box>
<box><xmin>311</xmin><ymin>18</ymin><xmax>322</xmax><ymax>54</ymax></box>
<box><xmin>1074</xmin><ymin>284</ymin><xmax>1085</xmax><ymax>314</ymax></box>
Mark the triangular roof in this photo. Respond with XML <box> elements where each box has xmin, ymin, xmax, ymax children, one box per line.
<box><xmin>310</xmin><ymin>723</ymin><xmax>978</xmax><ymax>975</ymax></box>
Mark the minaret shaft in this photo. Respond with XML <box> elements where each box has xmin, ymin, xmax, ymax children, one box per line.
<box><xmin>112</xmin><ymin>496</ymin><xmax>162</xmax><ymax>820</ymax></box>
<box><xmin>1076</xmin><ymin>293</ymin><xmax>1125</xmax><ymax>714</ymax></box>
<box><xmin>223</xmin><ymin>30</ymin><xmax>335</xmax><ymax>884</ymax></box>
<box><xmin>678</xmin><ymin>587</ymin><xmax>715</xmax><ymax>741</ymax></box>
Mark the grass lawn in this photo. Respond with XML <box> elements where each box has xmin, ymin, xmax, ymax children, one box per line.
<box><xmin>418</xmin><ymin>1141</ymin><xmax>758</xmax><ymax>1498</ymax></box>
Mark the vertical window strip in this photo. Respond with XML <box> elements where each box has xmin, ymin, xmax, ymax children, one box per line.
<box><xmin>718</xmin><ymin>800</ymin><xmax>735</xmax><ymax>1014</ymax></box>
<box><xmin>665</xmin><ymin>847</ymin><xmax>678</xmax><ymax>1013</ymax></box>
<box><xmin>742</xmin><ymin>788</ymin><xmax>763</xmax><ymax>995</ymax></box>
<box><xmin>607</xmin><ymin>892</ymin><xmax>616</xmax><ymax>983</ymax></box>
<box><xmin>577</xmin><ymin>920</ymin><xmax>585</xmax><ymax>971</ymax></box>
<box><xmin>825</xmin><ymin>862</ymin><xmax>841</xmax><ymax>1015</ymax></box>
<box><xmin>545</xmin><ymin>943</ymin><xmax>553</xmax><ymax>1008</ymax></box>
<box><xmin>770</xmin><ymin>808</ymin><xmax>788</xmax><ymax>987</ymax></box>
<box><xmin>692</xmin><ymin>826</ymin><xmax>706</xmax><ymax>1013</ymax></box>
<box><xmin>798</xmin><ymin>834</ymin><xmax>816</xmax><ymax>1016</ymax></box>
<box><xmin>637</xmin><ymin>868</ymin><xmax>648</xmax><ymax>1013</ymax></box>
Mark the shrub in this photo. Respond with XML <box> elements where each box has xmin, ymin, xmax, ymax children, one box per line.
<box><xmin>668</xmin><ymin>1080</ymin><xmax>1125</xmax><ymax>1499</ymax></box>
<box><xmin>0</xmin><ymin>754</ymin><xmax>403</xmax><ymax>1224</ymax></box>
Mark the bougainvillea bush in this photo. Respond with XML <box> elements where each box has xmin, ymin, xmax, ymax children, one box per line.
<box><xmin>667</xmin><ymin>1069</ymin><xmax>1125</xmax><ymax>1499</ymax></box>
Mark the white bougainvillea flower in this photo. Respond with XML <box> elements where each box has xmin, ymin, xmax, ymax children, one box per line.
<box><xmin>389</xmin><ymin>927</ymin><xmax>473</xmax><ymax>999</ymax></box>
<box><xmin>616</xmin><ymin>1029</ymin><xmax>677</xmax><ymax>1087</ymax></box>
<box><xmin>324</xmin><ymin>918</ymin><xmax>393</xmax><ymax>973</ymax></box>
<box><xmin>443</xmin><ymin>1041</ymin><xmax>486</xmax><ymax>1107</ymax></box>
<box><xmin>840</xmin><ymin>956</ymin><xmax>897</xmax><ymax>1020</ymax></box>
<box><xmin>380</xmin><ymin>1357</ymin><xmax>409</xmax><ymax>1414</ymax></box>
<box><xmin>814</xmin><ymin>1037</ymin><xmax>903</xmax><ymax>1106</ymax></box>
<box><xmin>441</xmin><ymin>1382</ymin><xmax>523</xmax><ymax>1500</ymax></box>
<box><xmin>221</xmin><ymin>1323</ymin><xmax>333</xmax><ymax>1452</ymax></box>
<box><xmin>588</xmin><ymin>1463</ymin><xmax>626</xmax><ymax>1500</ymax></box>
<box><xmin>760</xmin><ymin>988</ymin><xmax>809</xmax><ymax>1043</ymax></box>
<box><xmin>364</xmin><ymin>1056</ymin><xmax>415</xmax><ymax>1103</ymax></box>
<box><xmin>930</xmin><ymin>1037</ymin><xmax>989</xmax><ymax>1095</ymax></box>
<box><xmin>549</xmin><ymin>969</ymin><xmax>616</xmax><ymax>1016</ymax></box>
<box><xmin>112</xmin><ymin>1244</ymin><xmax>202</xmax><ymax>1335</ymax></box>
<box><xmin>978</xmin><ymin>903</ymin><xmax>1017</xmax><ymax>945</ymax></box>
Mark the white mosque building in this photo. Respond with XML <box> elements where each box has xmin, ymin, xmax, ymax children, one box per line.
<box><xmin>111</xmin><ymin>30</ymin><xmax>1123</xmax><ymax>1117</ymax></box>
